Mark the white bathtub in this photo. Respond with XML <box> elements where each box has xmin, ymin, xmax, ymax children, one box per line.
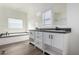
<box><xmin>0</xmin><ymin>35</ymin><xmax>29</xmax><ymax>45</ymax></box>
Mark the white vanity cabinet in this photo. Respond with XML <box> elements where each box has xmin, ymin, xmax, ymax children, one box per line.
<box><xmin>52</xmin><ymin>33</ymin><xmax>69</xmax><ymax>54</ymax></box>
<box><xmin>29</xmin><ymin>30</ymin><xmax>70</xmax><ymax>55</ymax></box>
<box><xmin>43</xmin><ymin>32</ymin><xmax>68</xmax><ymax>55</ymax></box>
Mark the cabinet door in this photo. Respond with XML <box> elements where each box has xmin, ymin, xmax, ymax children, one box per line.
<box><xmin>43</xmin><ymin>32</ymin><xmax>52</xmax><ymax>46</ymax></box>
<box><xmin>35</xmin><ymin>31</ymin><xmax>43</xmax><ymax>49</ymax></box>
<box><xmin>43</xmin><ymin>32</ymin><xmax>54</xmax><ymax>54</ymax></box>
<box><xmin>53</xmin><ymin>33</ymin><xmax>64</xmax><ymax>51</ymax></box>
<box><xmin>35</xmin><ymin>31</ymin><xmax>42</xmax><ymax>42</ymax></box>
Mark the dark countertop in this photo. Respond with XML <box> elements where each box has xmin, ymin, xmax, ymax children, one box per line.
<box><xmin>30</xmin><ymin>28</ymin><xmax>71</xmax><ymax>34</ymax></box>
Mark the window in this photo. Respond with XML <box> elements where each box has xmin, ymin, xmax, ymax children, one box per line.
<box><xmin>42</xmin><ymin>10</ymin><xmax>53</xmax><ymax>25</ymax></box>
<box><xmin>8</xmin><ymin>18</ymin><xmax>23</xmax><ymax>29</ymax></box>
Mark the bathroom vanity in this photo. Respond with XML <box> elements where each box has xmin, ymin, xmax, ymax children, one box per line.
<box><xmin>29</xmin><ymin>28</ymin><xmax>71</xmax><ymax>55</ymax></box>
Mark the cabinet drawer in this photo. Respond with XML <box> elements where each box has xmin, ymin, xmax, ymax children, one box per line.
<box><xmin>29</xmin><ymin>31</ymin><xmax>35</xmax><ymax>39</ymax></box>
<box><xmin>35</xmin><ymin>31</ymin><xmax>43</xmax><ymax>42</ymax></box>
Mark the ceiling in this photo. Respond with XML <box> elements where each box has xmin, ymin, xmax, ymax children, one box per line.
<box><xmin>0</xmin><ymin>3</ymin><xmax>53</xmax><ymax>13</ymax></box>
<box><xmin>0</xmin><ymin>3</ymin><xmax>66</xmax><ymax>13</ymax></box>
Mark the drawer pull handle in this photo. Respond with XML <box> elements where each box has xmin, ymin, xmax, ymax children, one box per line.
<box><xmin>30</xmin><ymin>32</ymin><xmax>32</xmax><ymax>34</ymax></box>
<box><xmin>51</xmin><ymin>35</ymin><xmax>53</xmax><ymax>39</ymax></box>
<box><xmin>49</xmin><ymin>35</ymin><xmax>50</xmax><ymax>39</ymax></box>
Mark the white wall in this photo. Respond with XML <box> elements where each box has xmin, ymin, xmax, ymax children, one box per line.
<box><xmin>27</xmin><ymin>3</ymin><xmax>67</xmax><ymax>30</ymax></box>
<box><xmin>67</xmin><ymin>4</ymin><xmax>79</xmax><ymax>55</ymax></box>
<box><xmin>0</xmin><ymin>6</ymin><xmax>27</xmax><ymax>33</ymax></box>
<box><xmin>0</xmin><ymin>6</ymin><xmax>28</xmax><ymax>45</ymax></box>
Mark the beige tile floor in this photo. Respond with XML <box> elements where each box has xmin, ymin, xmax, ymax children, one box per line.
<box><xmin>0</xmin><ymin>40</ymin><xmax>44</xmax><ymax>55</ymax></box>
